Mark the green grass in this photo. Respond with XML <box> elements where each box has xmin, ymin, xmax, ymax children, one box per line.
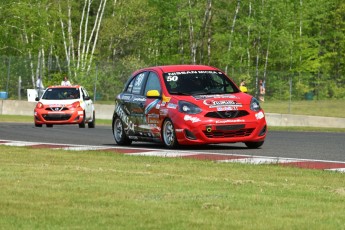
<box><xmin>1</xmin><ymin>145</ymin><xmax>345</xmax><ymax>229</ymax></box>
<box><xmin>261</xmin><ymin>99</ymin><xmax>345</xmax><ymax>118</ymax></box>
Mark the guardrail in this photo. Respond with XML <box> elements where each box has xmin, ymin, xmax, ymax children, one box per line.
<box><xmin>1</xmin><ymin>100</ymin><xmax>345</xmax><ymax>128</ymax></box>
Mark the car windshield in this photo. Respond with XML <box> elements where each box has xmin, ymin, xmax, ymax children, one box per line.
<box><xmin>163</xmin><ymin>70</ymin><xmax>239</xmax><ymax>95</ymax></box>
<box><xmin>42</xmin><ymin>88</ymin><xmax>80</xmax><ymax>100</ymax></box>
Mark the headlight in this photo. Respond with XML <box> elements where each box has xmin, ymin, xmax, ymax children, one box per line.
<box><xmin>36</xmin><ymin>102</ymin><xmax>43</xmax><ymax>109</ymax></box>
<box><xmin>250</xmin><ymin>97</ymin><xmax>261</xmax><ymax>111</ymax></box>
<box><xmin>178</xmin><ymin>100</ymin><xmax>202</xmax><ymax>114</ymax></box>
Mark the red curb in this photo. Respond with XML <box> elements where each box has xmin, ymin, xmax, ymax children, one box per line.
<box><xmin>183</xmin><ymin>154</ymin><xmax>249</xmax><ymax>161</ymax></box>
<box><xmin>280</xmin><ymin>161</ymin><xmax>345</xmax><ymax>170</ymax></box>
<box><xmin>29</xmin><ymin>144</ymin><xmax>71</xmax><ymax>149</ymax></box>
<box><xmin>103</xmin><ymin>148</ymin><xmax>154</xmax><ymax>154</ymax></box>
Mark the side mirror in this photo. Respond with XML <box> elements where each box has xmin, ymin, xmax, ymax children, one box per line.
<box><xmin>146</xmin><ymin>90</ymin><xmax>161</xmax><ymax>98</ymax></box>
<box><xmin>35</xmin><ymin>97</ymin><xmax>39</xmax><ymax>101</ymax></box>
<box><xmin>84</xmin><ymin>96</ymin><xmax>90</xmax><ymax>100</ymax></box>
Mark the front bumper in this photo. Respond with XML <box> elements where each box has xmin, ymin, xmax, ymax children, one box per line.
<box><xmin>172</xmin><ymin>112</ymin><xmax>267</xmax><ymax>145</ymax></box>
<box><xmin>34</xmin><ymin>109</ymin><xmax>84</xmax><ymax>125</ymax></box>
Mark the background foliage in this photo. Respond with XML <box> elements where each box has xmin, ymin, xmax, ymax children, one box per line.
<box><xmin>0</xmin><ymin>0</ymin><xmax>344</xmax><ymax>101</ymax></box>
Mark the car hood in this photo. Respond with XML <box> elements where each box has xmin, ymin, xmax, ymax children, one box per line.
<box><xmin>39</xmin><ymin>99</ymin><xmax>80</xmax><ymax>105</ymax></box>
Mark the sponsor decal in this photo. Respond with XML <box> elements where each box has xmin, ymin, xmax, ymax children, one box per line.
<box><xmin>148</xmin><ymin>113</ymin><xmax>159</xmax><ymax>118</ymax></box>
<box><xmin>133</xmin><ymin>97</ymin><xmax>146</xmax><ymax>102</ymax></box>
<box><xmin>203</xmin><ymin>99</ymin><xmax>242</xmax><ymax>108</ymax></box>
<box><xmin>255</xmin><ymin>111</ymin><xmax>265</xmax><ymax>120</ymax></box>
<box><xmin>217</xmin><ymin>106</ymin><xmax>239</xmax><ymax>111</ymax></box>
<box><xmin>167</xmin><ymin>103</ymin><xmax>177</xmax><ymax>109</ymax></box>
<box><xmin>167</xmin><ymin>70</ymin><xmax>222</xmax><ymax>76</ymax></box>
<box><xmin>144</xmin><ymin>99</ymin><xmax>160</xmax><ymax>115</ymax></box>
<box><xmin>195</xmin><ymin>94</ymin><xmax>238</xmax><ymax>99</ymax></box>
<box><xmin>215</xmin><ymin>119</ymin><xmax>245</xmax><ymax>123</ymax></box>
<box><xmin>184</xmin><ymin>115</ymin><xmax>201</xmax><ymax>123</ymax></box>
<box><xmin>121</xmin><ymin>95</ymin><xmax>132</xmax><ymax>100</ymax></box>
<box><xmin>135</xmin><ymin>73</ymin><xmax>145</xmax><ymax>86</ymax></box>
<box><xmin>115</xmin><ymin>102</ymin><xmax>134</xmax><ymax>132</ymax></box>
<box><xmin>160</xmin><ymin>108</ymin><xmax>169</xmax><ymax>116</ymax></box>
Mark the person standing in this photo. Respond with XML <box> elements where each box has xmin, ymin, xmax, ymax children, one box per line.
<box><xmin>61</xmin><ymin>76</ymin><xmax>71</xmax><ymax>86</ymax></box>
<box><xmin>259</xmin><ymin>79</ymin><xmax>266</xmax><ymax>102</ymax></box>
<box><xmin>239</xmin><ymin>80</ymin><xmax>248</xmax><ymax>93</ymax></box>
<box><xmin>36</xmin><ymin>76</ymin><xmax>44</xmax><ymax>98</ymax></box>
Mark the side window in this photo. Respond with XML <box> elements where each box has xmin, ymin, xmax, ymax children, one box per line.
<box><xmin>126</xmin><ymin>72</ymin><xmax>146</xmax><ymax>94</ymax></box>
<box><xmin>144</xmin><ymin>72</ymin><xmax>161</xmax><ymax>96</ymax></box>
<box><xmin>82</xmin><ymin>88</ymin><xmax>90</xmax><ymax>100</ymax></box>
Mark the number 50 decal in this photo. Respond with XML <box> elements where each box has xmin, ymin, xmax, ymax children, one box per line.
<box><xmin>167</xmin><ymin>76</ymin><xmax>178</xmax><ymax>81</ymax></box>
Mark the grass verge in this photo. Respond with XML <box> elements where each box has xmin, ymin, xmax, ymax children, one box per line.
<box><xmin>261</xmin><ymin>99</ymin><xmax>345</xmax><ymax>118</ymax></box>
<box><xmin>0</xmin><ymin>145</ymin><xmax>345</xmax><ymax>229</ymax></box>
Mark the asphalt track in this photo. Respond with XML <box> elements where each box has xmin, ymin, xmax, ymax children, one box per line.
<box><xmin>0</xmin><ymin>122</ymin><xmax>344</xmax><ymax>163</ymax></box>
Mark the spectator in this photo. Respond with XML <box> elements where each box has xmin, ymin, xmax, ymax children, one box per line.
<box><xmin>36</xmin><ymin>76</ymin><xmax>44</xmax><ymax>98</ymax></box>
<box><xmin>259</xmin><ymin>79</ymin><xmax>266</xmax><ymax>102</ymax></box>
<box><xmin>239</xmin><ymin>80</ymin><xmax>248</xmax><ymax>93</ymax></box>
<box><xmin>61</xmin><ymin>76</ymin><xmax>71</xmax><ymax>86</ymax></box>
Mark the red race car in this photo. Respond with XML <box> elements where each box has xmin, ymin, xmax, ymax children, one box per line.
<box><xmin>112</xmin><ymin>65</ymin><xmax>267</xmax><ymax>148</ymax></box>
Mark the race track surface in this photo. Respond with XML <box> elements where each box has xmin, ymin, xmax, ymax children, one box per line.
<box><xmin>1</xmin><ymin>122</ymin><xmax>345</xmax><ymax>172</ymax></box>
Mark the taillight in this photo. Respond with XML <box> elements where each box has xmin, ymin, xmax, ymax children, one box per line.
<box><xmin>72</xmin><ymin>101</ymin><xmax>81</xmax><ymax>108</ymax></box>
<box><xmin>36</xmin><ymin>102</ymin><xmax>44</xmax><ymax>109</ymax></box>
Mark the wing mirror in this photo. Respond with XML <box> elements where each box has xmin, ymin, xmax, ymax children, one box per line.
<box><xmin>146</xmin><ymin>90</ymin><xmax>161</xmax><ymax>98</ymax></box>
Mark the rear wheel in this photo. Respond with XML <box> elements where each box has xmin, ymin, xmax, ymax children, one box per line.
<box><xmin>113</xmin><ymin>117</ymin><xmax>132</xmax><ymax>145</ymax></box>
<box><xmin>162</xmin><ymin>119</ymin><xmax>179</xmax><ymax>148</ymax></box>
<box><xmin>35</xmin><ymin>123</ymin><xmax>42</xmax><ymax>127</ymax></box>
<box><xmin>88</xmin><ymin>111</ymin><xmax>95</xmax><ymax>128</ymax></box>
<box><xmin>244</xmin><ymin>141</ymin><xmax>264</xmax><ymax>149</ymax></box>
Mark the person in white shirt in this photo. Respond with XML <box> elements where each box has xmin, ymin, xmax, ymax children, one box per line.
<box><xmin>36</xmin><ymin>76</ymin><xmax>44</xmax><ymax>98</ymax></box>
<box><xmin>61</xmin><ymin>76</ymin><xmax>71</xmax><ymax>86</ymax></box>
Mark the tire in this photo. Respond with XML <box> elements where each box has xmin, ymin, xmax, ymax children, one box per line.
<box><xmin>88</xmin><ymin>111</ymin><xmax>95</xmax><ymax>128</ymax></box>
<box><xmin>79</xmin><ymin>112</ymin><xmax>86</xmax><ymax>128</ymax></box>
<box><xmin>113</xmin><ymin>116</ymin><xmax>132</xmax><ymax>145</ymax></box>
<box><xmin>46</xmin><ymin>124</ymin><xmax>53</xmax><ymax>128</ymax></box>
<box><xmin>162</xmin><ymin>118</ymin><xmax>179</xmax><ymax>148</ymax></box>
<box><xmin>35</xmin><ymin>123</ymin><xmax>42</xmax><ymax>127</ymax></box>
<box><xmin>244</xmin><ymin>141</ymin><xmax>264</xmax><ymax>149</ymax></box>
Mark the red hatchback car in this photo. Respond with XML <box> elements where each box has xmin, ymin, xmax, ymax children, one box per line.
<box><xmin>112</xmin><ymin>65</ymin><xmax>267</xmax><ymax>148</ymax></box>
<box><xmin>34</xmin><ymin>85</ymin><xmax>95</xmax><ymax>128</ymax></box>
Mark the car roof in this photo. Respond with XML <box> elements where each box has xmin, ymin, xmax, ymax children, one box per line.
<box><xmin>47</xmin><ymin>85</ymin><xmax>82</xmax><ymax>89</ymax></box>
<box><xmin>135</xmin><ymin>65</ymin><xmax>221</xmax><ymax>74</ymax></box>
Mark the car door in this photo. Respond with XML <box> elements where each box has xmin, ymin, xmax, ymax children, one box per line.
<box><xmin>81</xmin><ymin>87</ymin><xmax>93</xmax><ymax>119</ymax></box>
<box><xmin>119</xmin><ymin>72</ymin><xmax>148</xmax><ymax>136</ymax></box>
<box><xmin>141</xmin><ymin>71</ymin><xmax>162</xmax><ymax>138</ymax></box>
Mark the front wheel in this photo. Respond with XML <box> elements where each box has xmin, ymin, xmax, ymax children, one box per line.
<box><xmin>88</xmin><ymin>111</ymin><xmax>95</xmax><ymax>128</ymax></box>
<box><xmin>113</xmin><ymin>116</ymin><xmax>132</xmax><ymax>145</ymax></box>
<box><xmin>162</xmin><ymin>119</ymin><xmax>179</xmax><ymax>149</ymax></box>
<box><xmin>79</xmin><ymin>112</ymin><xmax>86</xmax><ymax>128</ymax></box>
<box><xmin>244</xmin><ymin>141</ymin><xmax>264</xmax><ymax>149</ymax></box>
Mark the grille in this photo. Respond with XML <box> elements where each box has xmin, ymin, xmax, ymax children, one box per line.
<box><xmin>203</xmin><ymin>128</ymin><xmax>254</xmax><ymax>138</ymax></box>
<box><xmin>45</xmin><ymin>107</ymin><xmax>69</xmax><ymax>112</ymax></box>
<box><xmin>42</xmin><ymin>114</ymin><xmax>71</xmax><ymax>121</ymax></box>
<box><xmin>205</xmin><ymin>110</ymin><xmax>249</xmax><ymax>119</ymax></box>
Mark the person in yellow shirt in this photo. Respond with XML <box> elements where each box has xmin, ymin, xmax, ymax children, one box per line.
<box><xmin>239</xmin><ymin>79</ymin><xmax>248</xmax><ymax>93</ymax></box>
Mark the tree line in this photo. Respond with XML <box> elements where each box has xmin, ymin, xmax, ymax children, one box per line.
<box><xmin>1</xmin><ymin>0</ymin><xmax>344</xmax><ymax>100</ymax></box>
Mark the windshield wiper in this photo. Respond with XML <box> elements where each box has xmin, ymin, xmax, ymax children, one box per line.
<box><xmin>169</xmin><ymin>91</ymin><xmax>191</xmax><ymax>95</ymax></box>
